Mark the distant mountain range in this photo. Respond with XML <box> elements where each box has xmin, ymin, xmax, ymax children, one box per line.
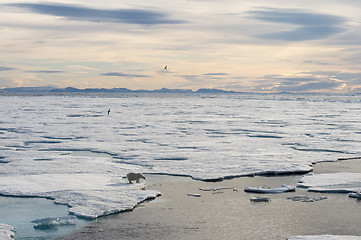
<box><xmin>0</xmin><ymin>86</ymin><xmax>241</xmax><ymax>94</ymax></box>
<box><xmin>2</xmin><ymin>87</ymin><xmax>354</xmax><ymax>95</ymax></box>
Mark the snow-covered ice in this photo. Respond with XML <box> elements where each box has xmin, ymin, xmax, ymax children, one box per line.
<box><xmin>298</xmin><ymin>173</ymin><xmax>361</xmax><ymax>193</ymax></box>
<box><xmin>0</xmin><ymin>223</ymin><xmax>15</xmax><ymax>240</ymax></box>
<box><xmin>0</xmin><ymin>173</ymin><xmax>160</xmax><ymax>218</ymax></box>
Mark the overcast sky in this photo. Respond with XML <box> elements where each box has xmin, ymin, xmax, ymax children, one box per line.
<box><xmin>1</xmin><ymin>0</ymin><xmax>361</xmax><ymax>93</ymax></box>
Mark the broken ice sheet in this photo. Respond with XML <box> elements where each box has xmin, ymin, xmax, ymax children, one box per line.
<box><xmin>298</xmin><ymin>173</ymin><xmax>361</xmax><ymax>193</ymax></box>
<box><xmin>0</xmin><ymin>174</ymin><xmax>160</xmax><ymax>218</ymax></box>
<box><xmin>0</xmin><ymin>223</ymin><xmax>15</xmax><ymax>240</ymax></box>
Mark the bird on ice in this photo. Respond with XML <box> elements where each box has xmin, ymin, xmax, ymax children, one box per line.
<box><xmin>164</xmin><ymin>66</ymin><xmax>167</xmax><ymax>69</ymax></box>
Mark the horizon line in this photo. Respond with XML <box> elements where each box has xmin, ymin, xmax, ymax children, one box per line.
<box><xmin>0</xmin><ymin>86</ymin><xmax>359</xmax><ymax>95</ymax></box>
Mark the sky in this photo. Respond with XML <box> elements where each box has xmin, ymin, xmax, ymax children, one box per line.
<box><xmin>1</xmin><ymin>0</ymin><xmax>361</xmax><ymax>93</ymax></box>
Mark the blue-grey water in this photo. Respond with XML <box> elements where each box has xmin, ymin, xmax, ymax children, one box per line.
<box><xmin>0</xmin><ymin>196</ymin><xmax>88</xmax><ymax>240</ymax></box>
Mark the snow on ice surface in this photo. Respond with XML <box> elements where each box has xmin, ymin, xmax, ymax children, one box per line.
<box><xmin>0</xmin><ymin>223</ymin><xmax>15</xmax><ymax>240</ymax></box>
<box><xmin>287</xmin><ymin>236</ymin><xmax>361</xmax><ymax>240</ymax></box>
<box><xmin>0</xmin><ymin>174</ymin><xmax>160</xmax><ymax>218</ymax></box>
<box><xmin>1</xmin><ymin>94</ymin><xmax>361</xmax><ymax>222</ymax></box>
<box><xmin>298</xmin><ymin>173</ymin><xmax>361</xmax><ymax>193</ymax></box>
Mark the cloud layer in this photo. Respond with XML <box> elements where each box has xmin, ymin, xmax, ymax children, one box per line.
<box><xmin>1</xmin><ymin>0</ymin><xmax>361</xmax><ymax>93</ymax></box>
<box><xmin>6</xmin><ymin>3</ymin><xmax>184</xmax><ymax>25</ymax></box>
<box><xmin>0</xmin><ymin>67</ymin><xmax>16</xmax><ymax>71</ymax></box>
<box><xmin>247</xmin><ymin>8</ymin><xmax>346</xmax><ymax>41</ymax></box>
<box><xmin>101</xmin><ymin>72</ymin><xmax>150</xmax><ymax>78</ymax></box>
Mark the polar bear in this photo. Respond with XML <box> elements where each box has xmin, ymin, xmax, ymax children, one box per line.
<box><xmin>126</xmin><ymin>172</ymin><xmax>146</xmax><ymax>184</ymax></box>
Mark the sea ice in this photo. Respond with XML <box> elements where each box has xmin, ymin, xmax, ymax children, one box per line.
<box><xmin>244</xmin><ymin>184</ymin><xmax>296</xmax><ymax>193</ymax></box>
<box><xmin>32</xmin><ymin>216</ymin><xmax>76</xmax><ymax>229</ymax></box>
<box><xmin>250</xmin><ymin>196</ymin><xmax>271</xmax><ymax>202</ymax></box>
<box><xmin>199</xmin><ymin>186</ymin><xmax>234</xmax><ymax>191</ymax></box>
<box><xmin>298</xmin><ymin>173</ymin><xmax>361</xmax><ymax>193</ymax></box>
<box><xmin>348</xmin><ymin>190</ymin><xmax>361</xmax><ymax>199</ymax></box>
<box><xmin>286</xmin><ymin>195</ymin><xmax>328</xmax><ymax>202</ymax></box>
<box><xmin>187</xmin><ymin>193</ymin><xmax>201</xmax><ymax>197</ymax></box>
<box><xmin>1</xmin><ymin>94</ymin><xmax>361</xmax><ymax>233</ymax></box>
<box><xmin>0</xmin><ymin>174</ymin><xmax>160</xmax><ymax>218</ymax></box>
<box><xmin>0</xmin><ymin>223</ymin><xmax>15</xmax><ymax>240</ymax></box>
<box><xmin>2</xmin><ymin>95</ymin><xmax>354</xmax><ymax>182</ymax></box>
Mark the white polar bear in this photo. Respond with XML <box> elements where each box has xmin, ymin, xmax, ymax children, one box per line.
<box><xmin>126</xmin><ymin>172</ymin><xmax>146</xmax><ymax>184</ymax></box>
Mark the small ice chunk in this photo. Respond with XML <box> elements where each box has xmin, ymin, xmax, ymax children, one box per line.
<box><xmin>348</xmin><ymin>192</ymin><xmax>361</xmax><ymax>199</ymax></box>
<box><xmin>199</xmin><ymin>186</ymin><xmax>234</xmax><ymax>191</ymax></box>
<box><xmin>187</xmin><ymin>193</ymin><xmax>201</xmax><ymax>197</ymax></box>
<box><xmin>0</xmin><ymin>223</ymin><xmax>15</xmax><ymax>240</ymax></box>
<box><xmin>244</xmin><ymin>185</ymin><xmax>296</xmax><ymax>194</ymax></box>
<box><xmin>287</xmin><ymin>195</ymin><xmax>328</xmax><ymax>202</ymax></box>
<box><xmin>250</xmin><ymin>196</ymin><xmax>271</xmax><ymax>202</ymax></box>
<box><xmin>32</xmin><ymin>216</ymin><xmax>76</xmax><ymax>229</ymax></box>
<box><xmin>348</xmin><ymin>189</ymin><xmax>361</xmax><ymax>199</ymax></box>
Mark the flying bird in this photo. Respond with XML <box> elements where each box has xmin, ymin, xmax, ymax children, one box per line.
<box><xmin>164</xmin><ymin>66</ymin><xmax>167</xmax><ymax>70</ymax></box>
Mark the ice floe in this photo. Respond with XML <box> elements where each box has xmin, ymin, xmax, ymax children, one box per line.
<box><xmin>32</xmin><ymin>216</ymin><xmax>76</xmax><ymax>229</ymax></box>
<box><xmin>298</xmin><ymin>173</ymin><xmax>361</xmax><ymax>193</ymax></box>
<box><xmin>244</xmin><ymin>185</ymin><xmax>296</xmax><ymax>194</ymax></box>
<box><xmin>0</xmin><ymin>174</ymin><xmax>160</xmax><ymax>219</ymax></box>
<box><xmin>0</xmin><ymin>223</ymin><xmax>15</xmax><ymax>240</ymax></box>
